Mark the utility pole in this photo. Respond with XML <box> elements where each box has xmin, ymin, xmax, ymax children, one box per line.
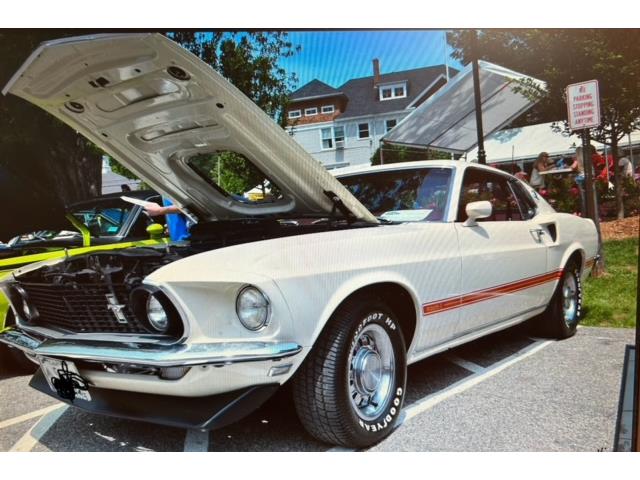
<box><xmin>471</xmin><ymin>30</ymin><xmax>486</xmax><ymax>164</ymax></box>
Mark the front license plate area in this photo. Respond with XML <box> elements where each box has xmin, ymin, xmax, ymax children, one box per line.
<box><xmin>38</xmin><ymin>356</ymin><xmax>92</xmax><ymax>402</ymax></box>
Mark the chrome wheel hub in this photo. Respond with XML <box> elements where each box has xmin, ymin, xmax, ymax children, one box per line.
<box><xmin>348</xmin><ymin>323</ymin><xmax>395</xmax><ymax>421</ymax></box>
<box><xmin>562</xmin><ymin>273</ymin><xmax>578</xmax><ymax>327</ymax></box>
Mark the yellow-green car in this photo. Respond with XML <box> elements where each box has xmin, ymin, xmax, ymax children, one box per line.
<box><xmin>0</xmin><ymin>190</ymin><xmax>169</xmax><ymax>369</ymax></box>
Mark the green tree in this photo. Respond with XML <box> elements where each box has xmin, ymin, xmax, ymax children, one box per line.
<box><xmin>169</xmin><ymin>31</ymin><xmax>299</xmax><ymax>125</ymax></box>
<box><xmin>371</xmin><ymin>144</ymin><xmax>452</xmax><ymax>165</ymax></box>
<box><xmin>0</xmin><ymin>31</ymin><xmax>103</xmax><ymax>240</ymax></box>
<box><xmin>448</xmin><ymin>29</ymin><xmax>640</xmax><ymax>219</ymax></box>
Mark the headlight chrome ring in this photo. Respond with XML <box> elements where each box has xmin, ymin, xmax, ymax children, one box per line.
<box><xmin>236</xmin><ymin>285</ymin><xmax>271</xmax><ymax>331</ymax></box>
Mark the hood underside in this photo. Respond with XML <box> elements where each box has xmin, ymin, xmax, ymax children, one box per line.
<box><xmin>4</xmin><ymin>33</ymin><xmax>377</xmax><ymax>224</ymax></box>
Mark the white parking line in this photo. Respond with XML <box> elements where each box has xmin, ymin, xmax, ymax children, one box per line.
<box><xmin>444</xmin><ymin>354</ymin><xmax>486</xmax><ymax>374</ymax></box>
<box><xmin>327</xmin><ymin>339</ymin><xmax>553</xmax><ymax>452</ymax></box>
<box><xmin>9</xmin><ymin>405</ymin><xmax>69</xmax><ymax>452</ymax></box>
<box><xmin>184</xmin><ymin>429</ymin><xmax>209</xmax><ymax>452</ymax></box>
<box><xmin>404</xmin><ymin>340</ymin><xmax>552</xmax><ymax>421</ymax></box>
<box><xmin>0</xmin><ymin>403</ymin><xmax>64</xmax><ymax>430</ymax></box>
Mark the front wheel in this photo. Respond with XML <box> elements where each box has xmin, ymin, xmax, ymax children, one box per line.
<box><xmin>538</xmin><ymin>261</ymin><xmax>583</xmax><ymax>339</ymax></box>
<box><xmin>293</xmin><ymin>295</ymin><xmax>407</xmax><ymax>448</ymax></box>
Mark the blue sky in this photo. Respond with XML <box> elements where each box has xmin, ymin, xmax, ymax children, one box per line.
<box><xmin>279</xmin><ymin>30</ymin><xmax>464</xmax><ymax>90</ymax></box>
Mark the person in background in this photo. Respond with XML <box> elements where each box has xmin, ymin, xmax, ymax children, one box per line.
<box><xmin>571</xmin><ymin>145</ymin><xmax>596</xmax><ymax>216</ymax></box>
<box><xmin>513</xmin><ymin>165</ymin><xmax>528</xmax><ymax>183</ymax></box>
<box><xmin>120</xmin><ymin>184</ymin><xmax>131</xmax><ymax>192</ymax></box>
<box><xmin>529</xmin><ymin>152</ymin><xmax>550</xmax><ymax>191</ymax></box>
<box><xmin>144</xmin><ymin>198</ymin><xmax>190</xmax><ymax>241</ymax></box>
<box><xmin>618</xmin><ymin>152</ymin><xmax>634</xmax><ymax>178</ymax></box>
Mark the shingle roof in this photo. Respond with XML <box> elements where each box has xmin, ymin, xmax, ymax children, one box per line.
<box><xmin>337</xmin><ymin>65</ymin><xmax>456</xmax><ymax>119</ymax></box>
<box><xmin>289</xmin><ymin>79</ymin><xmax>343</xmax><ymax>101</ymax></box>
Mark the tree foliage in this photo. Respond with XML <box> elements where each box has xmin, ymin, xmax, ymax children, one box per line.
<box><xmin>0</xmin><ymin>31</ymin><xmax>103</xmax><ymax>240</ymax></box>
<box><xmin>448</xmin><ymin>29</ymin><xmax>640</xmax><ymax>218</ymax></box>
<box><xmin>371</xmin><ymin>144</ymin><xmax>453</xmax><ymax>165</ymax></box>
<box><xmin>169</xmin><ymin>31</ymin><xmax>299</xmax><ymax>124</ymax></box>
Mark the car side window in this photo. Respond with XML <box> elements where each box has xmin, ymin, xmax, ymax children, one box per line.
<box><xmin>509</xmin><ymin>180</ymin><xmax>538</xmax><ymax>220</ymax></box>
<box><xmin>457</xmin><ymin>168</ymin><xmax>523</xmax><ymax>222</ymax></box>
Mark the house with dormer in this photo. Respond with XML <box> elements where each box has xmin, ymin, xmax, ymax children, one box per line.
<box><xmin>286</xmin><ymin>59</ymin><xmax>456</xmax><ymax>168</ymax></box>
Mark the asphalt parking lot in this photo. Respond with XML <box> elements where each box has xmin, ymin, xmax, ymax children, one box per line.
<box><xmin>0</xmin><ymin>325</ymin><xmax>633</xmax><ymax>452</ymax></box>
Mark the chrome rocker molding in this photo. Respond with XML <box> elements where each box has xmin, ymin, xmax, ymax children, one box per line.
<box><xmin>0</xmin><ymin>329</ymin><xmax>302</xmax><ymax>367</ymax></box>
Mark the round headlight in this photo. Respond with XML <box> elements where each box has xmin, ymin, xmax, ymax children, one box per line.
<box><xmin>146</xmin><ymin>295</ymin><xmax>169</xmax><ymax>333</ymax></box>
<box><xmin>236</xmin><ymin>286</ymin><xmax>270</xmax><ymax>331</ymax></box>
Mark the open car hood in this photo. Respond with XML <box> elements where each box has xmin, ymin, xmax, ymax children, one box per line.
<box><xmin>4</xmin><ymin>33</ymin><xmax>378</xmax><ymax>224</ymax></box>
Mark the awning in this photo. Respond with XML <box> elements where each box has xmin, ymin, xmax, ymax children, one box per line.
<box><xmin>382</xmin><ymin>61</ymin><xmax>546</xmax><ymax>154</ymax></box>
<box><xmin>466</xmin><ymin>121</ymin><xmax>595</xmax><ymax>163</ymax></box>
<box><xmin>466</xmin><ymin>122</ymin><xmax>640</xmax><ymax>164</ymax></box>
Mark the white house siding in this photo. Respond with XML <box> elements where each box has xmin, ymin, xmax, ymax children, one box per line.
<box><xmin>289</xmin><ymin>111</ymin><xmax>412</xmax><ymax>168</ymax></box>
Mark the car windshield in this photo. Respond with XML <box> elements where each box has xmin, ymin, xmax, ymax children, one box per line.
<box><xmin>337</xmin><ymin>167</ymin><xmax>453</xmax><ymax>222</ymax></box>
<box><xmin>71</xmin><ymin>204</ymin><xmax>135</xmax><ymax>237</ymax></box>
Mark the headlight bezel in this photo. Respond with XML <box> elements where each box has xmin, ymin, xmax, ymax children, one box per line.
<box><xmin>9</xmin><ymin>284</ymin><xmax>39</xmax><ymax>323</ymax></box>
<box><xmin>130</xmin><ymin>286</ymin><xmax>182</xmax><ymax>337</ymax></box>
<box><xmin>235</xmin><ymin>285</ymin><xmax>271</xmax><ymax>331</ymax></box>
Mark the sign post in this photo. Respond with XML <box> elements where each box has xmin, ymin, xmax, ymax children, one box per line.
<box><xmin>566</xmin><ymin>80</ymin><xmax>604</xmax><ymax>275</ymax></box>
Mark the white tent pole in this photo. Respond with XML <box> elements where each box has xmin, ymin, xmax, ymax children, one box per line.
<box><xmin>629</xmin><ymin>133</ymin><xmax>634</xmax><ymax>168</ymax></box>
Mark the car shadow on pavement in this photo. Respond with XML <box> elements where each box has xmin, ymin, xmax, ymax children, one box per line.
<box><xmin>30</xmin><ymin>324</ymin><xmax>539</xmax><ymax>452</ymax></box>
<box><xmin>35</xmin><ymin>409</ymin><xmax>187</xmax><ymax>452</ymax></box>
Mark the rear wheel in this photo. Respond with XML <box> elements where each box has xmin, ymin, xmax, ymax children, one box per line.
<box><xmin>537</xmin><ymin>261</ymin><xmax>582</xmax><ymax>339</ymax></box>
<box><xmin>293</xmin><ymin>294</ymin><xmax>407</xmax><ymax>448</ymax></box>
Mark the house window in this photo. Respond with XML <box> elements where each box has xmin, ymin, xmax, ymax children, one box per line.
<box><xmin>321</xmin><ymin>105</ymin><xmax>335</xmax><ymax>114</ymax></box>
<box><xmin>321</xmin><ymin>128</ymin><xmax>333</xmax><ymax>149</ymax></box>
<box><xmin>305</xmin><ymin>107</ymin><xmax>318</xmax><ymax>116</ymax></box>
<box><xmin>358</xmin><ymin>123</ymin><xmax>370</xmax><ymax>139</ymax></box>
<box><xmin>385</xmin><ymin>119</ymin><xmax>397</xmax><ymax>133</ymax></box>
<box><xmin>288</xmin><ymin>109</ymin><xmax>301</xmax><ymax>119</ymax></box>
<box><xmin>321</xmin><ymin>126</ymin><xmax>345</xmax><ymax>150</ymax></box>
<box><xmin>379</xmin><ymin>83</ymin><xmax>407</xmax><ymax>101</ymax></box>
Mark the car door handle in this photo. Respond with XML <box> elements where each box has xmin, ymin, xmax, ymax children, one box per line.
<box><xmin>529</xmin><ymin>228</ymin><xmax>545</xmax><ymax>242</ymax></box>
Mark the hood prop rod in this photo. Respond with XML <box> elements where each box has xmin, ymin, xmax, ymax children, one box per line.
<box><xmin>323</xmin><ymin>190</ymin><xmax>356</xmax><ymax>224</ymax></box>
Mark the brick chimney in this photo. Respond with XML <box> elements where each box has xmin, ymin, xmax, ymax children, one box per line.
<box><xmin>372</xmin><ymin>58</ymin><xmax>381</xmax><ymax>84</ymax></box>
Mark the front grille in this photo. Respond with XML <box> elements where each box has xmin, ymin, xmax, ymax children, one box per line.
<box><xmin>19</xmin><ymin>282</ymin><xmax>148</xmax><ymax>334</ymax></box>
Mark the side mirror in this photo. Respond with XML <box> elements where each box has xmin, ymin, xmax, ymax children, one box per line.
<box><xmin>146</xmin><ymin>223</ymin><xmax>165</xmax><ymax>239</ymax></box>
<box><xmin>463</xmin><ymin>201</ymin><xmax>492</xmax><ymax>227</ymax></box>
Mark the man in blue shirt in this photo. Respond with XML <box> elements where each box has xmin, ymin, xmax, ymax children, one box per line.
<box><xmin>144</xmin><ymin>198</ymin><xmax>190</xmax><ymax>241</ymax></box>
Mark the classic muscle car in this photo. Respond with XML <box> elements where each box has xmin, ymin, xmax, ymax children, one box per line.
<box><xmin>0</xmin><ymin>34</ymin><xmax>598</xmax><ymax>448</ymax></box>
<box><xmin>0</xmin><ymin>190</ymin><xmax>168</xmax><ymax>370</ymax></box>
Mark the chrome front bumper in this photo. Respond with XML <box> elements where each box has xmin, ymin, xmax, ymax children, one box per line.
<box><xmin>0</xmin><ymin>329</ymin><xmax>302</xmax><ymax>367</ymax></box>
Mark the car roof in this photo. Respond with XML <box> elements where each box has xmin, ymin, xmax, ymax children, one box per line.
<box><xmin>330</xmin><ymin>160</ymin><xmax>506</xmax><ymax>177</ymax></box>
<box><xmin>66</xmin><ymin>189</ymin><xmax>159</xmax><ymax>211</ymax></box>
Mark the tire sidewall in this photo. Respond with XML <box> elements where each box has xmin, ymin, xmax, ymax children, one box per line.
<box><xmin>556</xmin><ymin>263</ymin><xmax>583</xmax><ymax>336</ymax></box>
<box><xmin>341</xmin><ymin>304</ymin><xmax>407</xmax><ymax>443</ymax></box>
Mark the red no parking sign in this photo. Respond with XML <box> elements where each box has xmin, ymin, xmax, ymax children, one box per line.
<box><xmin>566</xmin><ymin>80</ymin><xmax>601</xmax><ymax>131</ymax></box>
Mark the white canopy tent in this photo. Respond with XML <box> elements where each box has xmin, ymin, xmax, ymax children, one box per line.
<box><xmin>382</xmin><ymin>60</ymin><xmax>546</xmax><ymax>154</ymax></box>
<box><xmin>466</xmin><ymin>122</ymin><xmax>640</xmax><ymax>164</ymax></box>
<box><xmin>465</xmin><ymin>122</ymin><xmax>602</xmax><ymax>163</ymax></box>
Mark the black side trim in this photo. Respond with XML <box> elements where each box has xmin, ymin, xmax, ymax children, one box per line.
<box><xmin>30</xmin><ymin>369</ymin><xmax>279</xmax><ymax>430</ymax></box>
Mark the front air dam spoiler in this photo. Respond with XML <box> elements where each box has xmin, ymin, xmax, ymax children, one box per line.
<box><xmin>30</xmin><ymin>369</ymin><xmax>279</xmax><ymax>430</ymax></box>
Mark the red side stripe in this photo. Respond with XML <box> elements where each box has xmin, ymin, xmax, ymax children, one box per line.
<box><xmin>422</xmin><ymin>269</ymin><xmax>563</xmax><ymax>316</ymax></box>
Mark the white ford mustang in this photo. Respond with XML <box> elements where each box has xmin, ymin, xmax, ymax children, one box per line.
<box><xmin>0</xmin><ymin>34</ymin><xmax>598</xmax><ymax>448</ymax></box>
